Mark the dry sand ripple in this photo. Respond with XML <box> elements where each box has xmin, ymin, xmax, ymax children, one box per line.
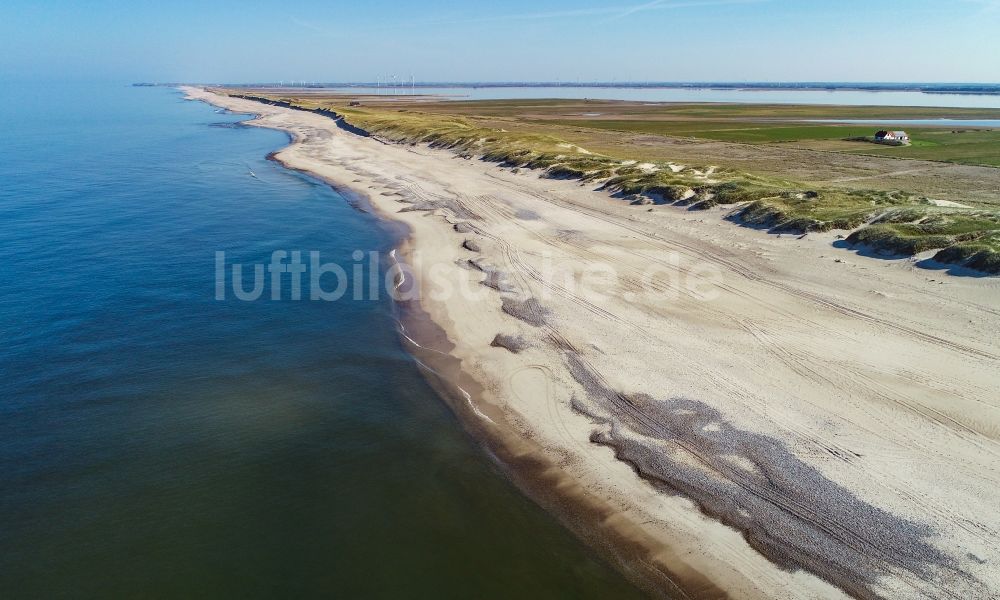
<box><xmin>568</xmin><ymin>356</ymin><xmax>969</xmax><ymax>600</ymax></box>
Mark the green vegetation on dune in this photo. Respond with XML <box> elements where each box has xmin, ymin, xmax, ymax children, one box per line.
<box><xmin>738</xmin><ymin>191</ymin><xmax>911</xmax><ymax>232</ymax></box>
<box><xmin>933</xmin><ymin>232</ymin><xmax>1000</xmax><ymax>273</ymax></box>
<box><xmin>223</xmin><ymin>90</ymin><xmax>1000</xmax><ymax>274</ymax></box>
<box><xmin>602</xmin><ymin>170</ymin><xmax>696</xmax><ymax>203</ymax></box>
<box><xmin>847</xmin><ymin>209</ymin><xmax>1000</xmax><ymax>257</ymax></box>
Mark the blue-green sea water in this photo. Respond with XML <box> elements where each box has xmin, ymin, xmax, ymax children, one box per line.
<box><xmin>0</xmin><ymin>85</ymin><xmax>645</xmax><ymax>598</ymax></box>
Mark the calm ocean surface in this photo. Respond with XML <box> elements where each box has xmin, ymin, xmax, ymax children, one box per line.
<box><xmin>0</xmin><ymin>85</ymin><xmax>645</xmax><ymax>598</ymax></box>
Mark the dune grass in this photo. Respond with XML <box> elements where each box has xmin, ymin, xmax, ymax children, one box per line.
<box><xmin>846</xmin><ymin>209</ymin><xmax>1000</xmax><ymax>255</ymax></box>
<box><xmin>738</xmin><ymin>191</ymin><xmax>912</xmax><ymax>232</ymax></box>
<box><xmin>932</xmin><ymin>232</ymin><xmax>1000</xmax><ymax>272</ymax></box>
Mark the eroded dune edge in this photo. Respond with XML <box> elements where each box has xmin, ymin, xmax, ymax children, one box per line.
<box><xmin>184</xmin><ymin>87</ymin><xmax>1000</xmax><ymax>600</ymax></box>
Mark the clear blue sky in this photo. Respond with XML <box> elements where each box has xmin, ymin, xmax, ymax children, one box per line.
<box><xmin>2</xmin><ymin>0</ymin><xmax>998</xmax><ymax>83</ymax></box>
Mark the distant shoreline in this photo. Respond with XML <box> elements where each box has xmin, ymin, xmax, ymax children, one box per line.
<box><xmin>136</xmin><ymin>81</ymin><xmax>1000</xmax><ymax>96</ymax></box>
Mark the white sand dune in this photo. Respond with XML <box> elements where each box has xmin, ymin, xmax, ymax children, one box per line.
<box><xmin>185</xmin><ymin>87</ymin><xmax>1000</xmax><ymax>600</ymax></box>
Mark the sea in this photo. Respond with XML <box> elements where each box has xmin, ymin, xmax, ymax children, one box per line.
<box><xmin>0</xmin><ymin>84</ymin><xmax>647</xmax><ymax>598</ymax></box>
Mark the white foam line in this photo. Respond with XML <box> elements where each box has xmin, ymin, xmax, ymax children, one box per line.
<box><xmin>401</xmin><ymin>325</ymin><xmax>494</xmax><ymax>425</ymax></box>
<box><xmin>408</xmin><ymin>358</ymin><xmax>494</xmax><ymax>424</ymax></box>
<box><xmin>459</xmin><ymin>386</ymin><xmax>495</xmax><ymax>424</ymax></box>
<box><xmin>411</xmin><ymin>356</ymin><xmax>441</xmax><ymax>376</ymax></box>
<box><xmin>389</xmin><ymin>249</ymin><xmax>406</xmax><ymax>290</ymax></box>
<box><xmin>389</xmin><ymin>247</ymin><xmax>492</xmax><ymax>426</ymax></box>
<box><xmin>397</xmin><ymin>322</ymin><xmax>451</xmax><ymax>357</ymax></box>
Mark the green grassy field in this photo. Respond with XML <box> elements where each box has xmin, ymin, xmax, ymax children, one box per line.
<box><xmin>551</xmin><ymin>120</ymin><xmax>880</xmax><ymax>142</ymax></box>
<box><xmin>432</xmin><ymin>100</ymin><xmax>1000</xmax><ymax>120</ymax></box>
<box><xmin>222</xmin><ymin>90</ymin><xmax>1000</xmax><ymax>273</ymax></box>
<box><xmin>538</xmin><ymin>120</ymin><xmax>1000</xmax><ymax>167</ymax></box>
<box><xmin>403</xmin><ymin>100</ymin><xmax>1000</xmax><ymax>167</ymax></box>
<box><xmin>838</xmin><ymin>129</ymin><xmax>1000</xmax><ymax>166</ymax></box>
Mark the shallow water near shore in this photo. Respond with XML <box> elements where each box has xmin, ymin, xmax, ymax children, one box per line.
<box><xmin>0</xmin><ymin>84</ymin><xmax>647</xmax><ymax>598</ymax></box>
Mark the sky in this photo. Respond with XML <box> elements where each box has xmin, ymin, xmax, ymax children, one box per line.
<box><xmin>2</xmin><ymin>0</ymin><xmax>999</xmax><ymax>83</ymax></box>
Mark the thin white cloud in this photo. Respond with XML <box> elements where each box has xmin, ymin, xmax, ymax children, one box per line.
<box><xmin>404</xmin><ymin>0</ymin><xmax>769</xmax><ymax>27</ymax></box>
<box><xmin>606</xmin><ymin>0</ymin><xmax>673</xmax><ymax>21</ymax></box>
<box><xmin>605</xmin><ymin>0</ymin><xmax>765</xmax><ymax>22</ymax></box>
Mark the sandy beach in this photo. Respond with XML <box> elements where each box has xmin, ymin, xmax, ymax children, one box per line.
<box><xmin>184</xmin><ymin>86</ymin><xmax>1000</xmax><ymax>600</ymax></box>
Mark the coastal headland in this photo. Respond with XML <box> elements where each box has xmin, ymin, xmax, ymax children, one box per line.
<box><xmin>183</xmin><ymin>86</ymin><xmax>1000</xmax><ymax>600</ymax></box>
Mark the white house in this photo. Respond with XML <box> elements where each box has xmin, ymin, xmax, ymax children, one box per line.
<box><xmin>875</xmin><ymin>130</ymin><xmax>910</xmax><ymax>144</ymax></box>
